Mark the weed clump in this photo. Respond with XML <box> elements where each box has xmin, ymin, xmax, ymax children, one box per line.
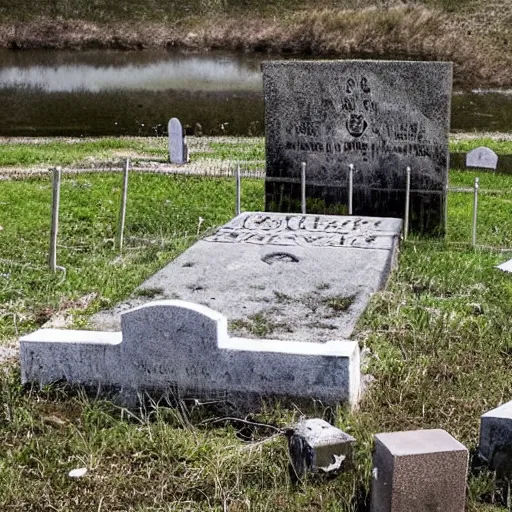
<box><xmin>325</xmin><ymin>295</ymin><xmax>355</xmax><ymax>312</ymax></box>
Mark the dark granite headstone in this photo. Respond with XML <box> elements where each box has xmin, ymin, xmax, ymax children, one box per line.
<box><xmin>262</xmin><ymin>60</ymin><xmax>453</xmax><ymax>235</ymax></box>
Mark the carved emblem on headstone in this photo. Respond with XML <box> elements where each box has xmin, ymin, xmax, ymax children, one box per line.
<box><xmin>346</xmin><ymin>113</ymin><xmax>368</xmax><ymax>138</ymax></box>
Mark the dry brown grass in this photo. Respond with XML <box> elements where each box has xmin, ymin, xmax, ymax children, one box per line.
<box><xmin>0</xmin><ymin>5</ymin><xmax>510</xmax><ymax>87</ymax></box>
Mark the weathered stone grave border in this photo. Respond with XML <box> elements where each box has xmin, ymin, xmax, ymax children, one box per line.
<box><xmin>21</xmin><ymin>300</ymin><xmax>360</xmax><ymax>406</ymax></box>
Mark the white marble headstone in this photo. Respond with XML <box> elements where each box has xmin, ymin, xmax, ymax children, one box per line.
<box><xmin>466</xmin><ymin>147</ymin><xmax>498</xmax><ymax>170</ymax></box>
<box><xmin>168</xmin><ymin>117</ymin><xmax>185</xmax><ymax>164</ymax></box>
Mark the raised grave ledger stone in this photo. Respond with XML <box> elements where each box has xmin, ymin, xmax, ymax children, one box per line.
<box><xmin>370</xmin><ymin>429</ymin><xmax>468</xmax><ymax>512</ymax></box>
<box><xmin>466</xmin><ymin>146</ymin><xmax>499</xmax><ymax>170</ymax></box>
<box><xmin>79</xmin><ymin>212</ymin><xmax>401</xmax><ymax>408</ymax></box>
<box><xmin>90</xmin><ymin>212</ymin><xmax>403</xmax><ymax>344</ymax></box>
<box><xmin>262</xmin><ymin>60</ymin><xmax>453</xmax><ymax>235</ymax></box>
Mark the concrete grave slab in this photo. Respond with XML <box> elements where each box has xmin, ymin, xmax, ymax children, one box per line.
<box><xmin>90</xmin><ymin>212</ymin><xmax>402</xmax><ymax>344</ymax></box>
<box><xmin>466</xmin><ymin>146</ymin><xmax>498</xmax><ymax>170</ymax></box>
<box><xmin>480</xmin><ymin>400</ymin><xmax>512</xmax><ymax>464</ymax></box>
<box><xmin>370</xmin><ymin>429</ymin><xmax>468</xmax><ymax>512</ymax></box>
<box><xmin>262</xmin><ymin>60</ymin><xmax>453</xmax><ymax>235</ymax></box>
<box><xmin>21</xmin><ymin>300</ymin><xmax>360</xmax><ymax>406</ymax></box>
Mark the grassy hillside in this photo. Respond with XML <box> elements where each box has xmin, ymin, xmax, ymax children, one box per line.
<box><xmin>0</xmin><ymin>0</ymin><xmax>511</xmax><ymax>87</ymax></box>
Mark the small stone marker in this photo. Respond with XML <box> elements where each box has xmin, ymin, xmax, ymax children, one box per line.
<box><xmin>262</xmin><ymin>60</ymin><xmax>453</xmax><ymax>235</ymax></box>
<box><xmin>466</xmin><ymin>146</ymin><xmax>498</xmax><ymax>170</ymax></box>
<box><xmin>21</xmin><ymin>300</ymin><xmax>360</xmax><ymax>406</ymax></box>
<box><xmin>168</xmin><ymin>117</ymin><xmax>189</xmax><ymax>164</ymax></box>
<box><xmin>480</xmin><ymin>400</ymin><xmax>512</xmax><ymax>467</ymax></box>
<box><xmin>288</xmin><ymin>418</ymin><xmax>355</xmax><ymax>480</ymax></box>
<box><xmin>370</xmin><ymin>429</ymin><xmax>468</xmax><ymax>512</ymax></box>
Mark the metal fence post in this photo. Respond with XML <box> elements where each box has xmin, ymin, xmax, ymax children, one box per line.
<box><xmin>117</xmin><ymin>158</ymin><xmax>130</xmax><ymax>253</ymax></box>
<box><xmin>444</xmin><ymin>182</ymin><xmax>449</xmax><ymax>236</ymax></box>
<box><xmin>235</xmin><ymin>164</ymin><xmax>241</xmax><ymax>216</ymax></box>
<box><xmin>348</xmin><ymin>164</ymin><xmax>354</xmax><ymax>215</ymax></box>
<box><xmin>472</xmin><ymin>177</ymin><xmax>479</xmax><ymax>247</ymax></box>
<box><xmin>301</xmin><ymin>161</ymin><xmax>306</xmax><ymax>214</ymax></box>
<box><xmin>404</xmin><ymin>166</ymin><xmax>411</xmax><ymax>240</ymax></box>
<box><xmin>49</xmin><ymin>166</ymin><xmax>62</xmax><ymax>271</ymax></box>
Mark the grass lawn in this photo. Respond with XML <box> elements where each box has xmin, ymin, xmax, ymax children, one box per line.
<box><xmin>0</xmin><ymin>137</ymin><xmax>265</xmax><ymax>168</ymax></box>
<box><xmin>1</xmin><ymin>135</ymin><xmax>511</xmax><ymax>170</ymax></box>
<box><xmin>1</xmin><ymin>138</ymin><xmax>512</xmax><ymax>510</ymax></box>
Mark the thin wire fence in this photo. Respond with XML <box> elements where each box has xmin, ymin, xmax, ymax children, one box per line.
<box><xmin>2</xmin><ymin>158</ymin><xmax>512</xmax><ymax>275</ymax></box>
<box><xmin>54</xmin><ymin>160</ymin><xmax>512</xmax><ymax>264</ymax></box>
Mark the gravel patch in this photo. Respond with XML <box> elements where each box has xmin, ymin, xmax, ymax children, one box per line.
<box><xmin>0</xmin><ymin>344</ymin><xmax>19</xmax><ymax>365</ymax></box>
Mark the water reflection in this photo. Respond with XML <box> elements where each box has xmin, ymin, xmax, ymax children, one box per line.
<box><xmin>0</xmin><ymin>54</ymin><xmax>262</xmax><ymax>92</ymax></box>
<box><xmin>0</xmin><ymin>49</ymin><xmax>510</xmax><ymax>136</ymax></box>
<box><xmin>470</xmin><ymin>89</ymin><xmax>512</xmax><ymax>96</ymax></box>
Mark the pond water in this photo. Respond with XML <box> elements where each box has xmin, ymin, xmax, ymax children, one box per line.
<box><xmin>0</xmin><ymin>49</ymin><xmax>511</xmax><ymax>136</ymax></box>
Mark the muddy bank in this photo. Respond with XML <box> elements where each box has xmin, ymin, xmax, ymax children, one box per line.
<box><xmin>0</xmin><ymin>6</ymin><xmax>511</xmax><ymax>88</ymax></box>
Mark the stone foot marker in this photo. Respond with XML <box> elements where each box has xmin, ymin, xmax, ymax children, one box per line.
<box><xmin>168</xmin><ymin>117</ymin><xmax>189</xmax><ymax>164</ymax></box>
<box><xmin>370</xmin><ymin>429</ymin><xmax>468</xmax><ymax>512</ymax></box>
<box><xmin>262</xmin><ymin>60</ymin><xmax>453</xmax><ymax>235</ymax></box>
<box><xmin>21</xmin><ymin>300</ymin><xmax>360</xmax><ymax>406</ymax></box>
<box><xmin>288</xmin><ymin>418</ymin><xmax>355</xmax><ymax>480</ymax></box>
<box><xmin>480</xmin><ymin>401</ymin><xmax>512</xmax><ymax>469</ymax></box>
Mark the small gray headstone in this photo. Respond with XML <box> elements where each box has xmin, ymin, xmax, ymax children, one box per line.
<box><xmin>466</xmin><ymin>146</ymin><xmax>498</xmax><ymax>170</ymax></box>
<box><xmin>168</xmin><ymin>117</ymin><xmax>186</xmax><ymax>164</ymax></box>
<box><xmin>262</xmin><ymin>60</ymin><xmax>453</xmax><ymax>235</ymax></box>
